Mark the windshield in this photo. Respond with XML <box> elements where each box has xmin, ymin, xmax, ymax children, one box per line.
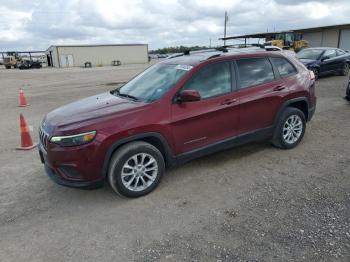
<box><xmin>115</xmin><ymin>63</ymin><xmax>191</xmax><ymax>102</ymax></box>
<box><xmin>297</xmin><ymin>49</ymin><xmax>324</xmax><ymax>60</ymax></box>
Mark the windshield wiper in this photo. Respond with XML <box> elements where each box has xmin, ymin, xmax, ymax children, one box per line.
<box><xmin>112</xmin><ymin>89</ymin><xmax>139</xmax><ymax>101</ymax></box>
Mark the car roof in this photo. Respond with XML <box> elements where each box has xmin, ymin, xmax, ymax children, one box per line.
<box><xmin>161</xmin><ymin>48</ymin><xmax>286</xmax><ymax>66</ymax></box>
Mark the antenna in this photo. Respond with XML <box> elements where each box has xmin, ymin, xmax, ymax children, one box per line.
<box><xmin>224</xmin><ymin>11</ymin><xmax>229</xmax><ymax>46</ymax></box>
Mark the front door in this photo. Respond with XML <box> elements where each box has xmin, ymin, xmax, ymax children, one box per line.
<box><xmin>170</xmin><ymin>61</ymin><xmax>239</xmax><ymax>155</ymax></box>
<box><xmin>320</xmin><ymin>49</ymin><xmax>337</xmax><ymax>73</ymax></box>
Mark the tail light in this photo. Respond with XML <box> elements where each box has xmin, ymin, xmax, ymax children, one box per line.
<box><xmin>309</xmin><ymin>70</ymin><xmax>315</xmax><ymax>80</ymax></box>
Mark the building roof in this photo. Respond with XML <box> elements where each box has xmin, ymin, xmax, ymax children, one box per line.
<box><xmin>46</xmin><ymin>43</ymin><xmax>147</xmax><ymax>51</ymax></box>
<box><xmin>220</xmin><ymin>23</ymin><xmax>350</xmax><ymax>40</ymax></box>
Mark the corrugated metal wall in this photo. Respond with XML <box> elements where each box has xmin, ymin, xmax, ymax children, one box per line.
<box><xmin>47</xmin><ymin>45</ymin><xmax>148</xmax><ymax>68</ymax></box>
<box><xmin>302</xmin><ymin>28</ymin><xmax>350</xmax><ymax>49</ymax></box>
<box><xmin>339</xmin><ymin>29</ymin><xmax>350</xmax><ymax>51</ymax></box>
<box><xmin>302</xmin><ymin>32</ymin><xmax>322</xmax><ymax>47</ymax></box>
<box><xmin>302</xmin><ymin>29</ymin><xmax>339</xmax><ymax>48</ymax></box>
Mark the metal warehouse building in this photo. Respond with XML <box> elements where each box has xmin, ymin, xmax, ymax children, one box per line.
<box><xmin>295</xmin><ymin>24</ymin><xmax>350</xmax><ymax>50</ymax></box>
<box><xmin>222</xmin><ymin>23</ymin><xmax>350</xmax><ymax>51</ymax></box>
<box><xmin>46</xmin><ymin>44</ymin><xmax>148</xmax><ymax>68</ymax></box>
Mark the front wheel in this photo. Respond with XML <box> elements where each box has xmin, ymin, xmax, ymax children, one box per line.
<box><xmin>272</xmin><ymin>107</ymin><xmax>306</xmax><ymax>149</ymax></box>
<box><xmin>311</xmin><ymin>67</ymin><xmax>319</xmax><ymax>80</ymax></box>
<box><xmin>108</xmin><ymin>141</ymin><xmax>165</xmax><ymax>198</ymax></box>
<box><xmin>340</xmin><ymin>63</ymin><xmax>349</xmax><ymax>76</ymax></box>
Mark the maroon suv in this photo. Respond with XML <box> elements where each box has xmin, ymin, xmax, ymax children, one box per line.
<box><xmin>38</xmin><ymin>49</ymin><xmax>316</xmax><ymax>197</ymax></box>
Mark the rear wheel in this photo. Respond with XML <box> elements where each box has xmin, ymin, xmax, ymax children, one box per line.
<box><xmin>272</xmin><ymin>107</ymin><xmax>306</xmax><ymax>149</ymax></box>
<box><xmin>108</xmin><ymin>141</ymin><xmax>165</xmax><ymax>198</ymax></box>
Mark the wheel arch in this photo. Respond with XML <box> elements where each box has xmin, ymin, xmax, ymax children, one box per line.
<box><xmin>275</xmin><ymin>97</ymin><xmax>309</xmax><ymax>126</ymax></box>
<box><xmin>102</xmin><ymin>132</ymin><xmax>176</xmax><ymax>178</ymax></box>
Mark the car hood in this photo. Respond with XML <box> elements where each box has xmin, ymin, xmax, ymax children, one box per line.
<box><xmin>43</xmin><ymin>92</ymin><xmax>147</xmax><ymax>131</ymax></box>
<box><xmin>299</xmin><ymin>58</ymin><xmax>317</xmax><ymax>66</ymax></box>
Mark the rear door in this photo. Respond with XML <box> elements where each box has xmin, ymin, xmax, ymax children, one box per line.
<box><xmin>234</xmin><ymin>57</ymin><xmax>290</xmax><ymax>134</ymax></box>
<box><xmin>170</xmin><ymin>61</ymin><xmax>239</xmax><ymax>154</ymax></box>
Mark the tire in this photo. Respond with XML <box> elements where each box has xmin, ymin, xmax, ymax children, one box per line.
<box><xmin>5</xmin><ymin>65</ymin><xmax>11</xmax><ymax>69</ymax></box>
<box><xmin>340</xmin><ymin>63</ymin><xmax>349</xmax><ymax>76</ymax></box>
<box><xmin>108</xmin><ymin>141</ymin><xmax>165</xmax><ymax>198</ymax></box>
<box><xmin>272</xmin><ymin>107</ymin><xmax>306</xmax><ymax>149</ymax></box>
<box><xmin>311</xmin><ymin>67</ymin><xmax>319</xmax><ymax>80</ymax></box>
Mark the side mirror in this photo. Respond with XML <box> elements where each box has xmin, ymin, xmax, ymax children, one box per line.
<box><xmin>177</xmin><ymin>90</ymin><xmax>201</xmax><ymax>103</ymax></box>
<box><xmin>321</xmin><ymin>56</ymin><xmax>330</xmax><ymax>61</ymax></box>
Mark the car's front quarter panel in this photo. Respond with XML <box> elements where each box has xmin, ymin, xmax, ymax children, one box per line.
<box><xmin>40</xmin><ymin>98</ymin><xmax>173</xmax><ymax>184</ymax></box>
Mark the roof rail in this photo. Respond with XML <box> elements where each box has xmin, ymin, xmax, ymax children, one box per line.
<box><xmin>166</xmin><ymin>53</ymin><xmax>184</xmax><ymax>59</ymax></box>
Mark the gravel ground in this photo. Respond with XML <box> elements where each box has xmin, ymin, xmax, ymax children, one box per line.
<box><xmin>0</xmin><ymin>64</ymin><xmax>349</xmax><ymax>262</ymax></box>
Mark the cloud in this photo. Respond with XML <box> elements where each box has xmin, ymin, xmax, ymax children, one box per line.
<box><xmin>0</xmin><ymin>0</ymin><xmax>349</xmax><ymax>51</ymax></box>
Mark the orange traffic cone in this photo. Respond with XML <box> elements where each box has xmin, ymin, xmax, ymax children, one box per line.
<box><xmin>19</xmin><ymin>88</ymin><xmax>28</xmax><ymax>107</ymax></box>
<box><xmin>16</xmin><ymin>113</ymin><xmax>37</xmax><ymax>150</ymax></box>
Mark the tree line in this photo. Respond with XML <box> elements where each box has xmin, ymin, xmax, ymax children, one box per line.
<box><xmin>149</xmin><ymin>45</ymin><xmax>209</xmax><ymax>54</ymax></box>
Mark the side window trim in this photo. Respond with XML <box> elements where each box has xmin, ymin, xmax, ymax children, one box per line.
<box><xmin>234</xmin><ymin>57</ymin><xmax>277</xmax><ymax>90</ymax></box>
<box><xmin>268</xmin><ymin>57</ymin><xmax>282</xmax><ymax>79</ymax></box>
<box><xmin>230</xmin><ymin>60</ymin><xmax>238</xmax><ymax>92</ymax></box>
<box><xmin>176</xmin><ymin>60</ymin><xmax>234</xmax><ymax>101</ymax></box>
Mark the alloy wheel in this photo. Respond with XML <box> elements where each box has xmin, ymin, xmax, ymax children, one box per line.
<box><xmin>282</xmin><ymin>115</ymin><xmax>303</xmax><ymax>144</ymax></box>
<box><xmin>121</xmin><ymin>153</ymin><xmax>158</xmax><ymax>192</ymax></box>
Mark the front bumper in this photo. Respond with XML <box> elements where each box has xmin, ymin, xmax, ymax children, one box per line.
<box><xmin>44</xmin><ymin>164</ymin><xmax>104</xmax><ymax>189</ymax></box>
<box><xmin>38</xmin><ymin>143</ymin><xmax>104</xmax><ymax>189</ymax></box>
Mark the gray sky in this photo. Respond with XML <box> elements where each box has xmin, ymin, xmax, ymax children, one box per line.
<box><xmin>1</xmin><ymin>0</ymin><xmax>349</xmax><ymax>51</ymax></box>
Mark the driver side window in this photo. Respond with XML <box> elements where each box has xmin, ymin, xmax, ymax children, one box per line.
<box><xmin>182</xmin><ymin>62</ymin><xmax>232</xmax><ymax>99</ymax></box>
<box><xmin>323</xmin><ymin>49</ymin><xmax>336</xmax><ymax>59</ymax></box>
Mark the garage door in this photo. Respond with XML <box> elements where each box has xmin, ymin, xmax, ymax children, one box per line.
<box><xmin>60</xmin><ymin>54</ymin><xmax>74</xmax><ymax>67</ymax></box>
<box><xmin>339</xmin><ymin>29</ymin><xmax>350</xmax><ymax>51</ymax></box>
<box><xmin>302</xmin><ymin>32</ymin><xmax>322</xmax><ymax>47</ymax></box>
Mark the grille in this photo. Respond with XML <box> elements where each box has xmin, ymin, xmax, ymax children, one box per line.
<box><xmin>39</xmin><ymin>127</ymin><xmax>50</xmax><ymax>148</ymax></box>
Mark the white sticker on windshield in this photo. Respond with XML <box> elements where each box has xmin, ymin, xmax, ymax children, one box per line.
<box><xmin>175</xmin><ymin>64</ymin><xmax>193</xmax><ymax>71</ymax></box>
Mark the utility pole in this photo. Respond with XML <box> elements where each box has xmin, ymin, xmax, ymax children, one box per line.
<box><xmin>209</xmin><ymin>38</ymin><xmax>212</xmax><ymax>48</ymax></box>
<box><xmin>224</xmin><ymin>11</ymin><xmax>228</xmax><ymax>47</ymax></box>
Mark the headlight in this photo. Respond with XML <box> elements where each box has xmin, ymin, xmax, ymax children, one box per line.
<box><xmin>50</xmin><ymin>131</ymin><xmax>96</xmax><ymax>146</ymax></box>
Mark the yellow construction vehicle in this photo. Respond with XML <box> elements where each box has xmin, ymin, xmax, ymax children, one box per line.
<box><xmin>3</xmin><ymin>52</ymin><xmax>21</xmax><ymax>69</ymax></box>
<box><xmin>264</xmin><ymin>31</ymin><xmax>308</xmax><ymax>52</ymax></box>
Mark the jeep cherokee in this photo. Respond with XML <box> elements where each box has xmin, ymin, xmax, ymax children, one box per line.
<box><xmin>38</xmin><ymin>49</ymin><xmax>316</xmax><ymax>197</ymax></box>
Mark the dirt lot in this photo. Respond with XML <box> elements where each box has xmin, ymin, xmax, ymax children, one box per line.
<box><xmin>0</xmin><ymin>64</ymin><xmax>349</xmax><ymax>262</ymax></box>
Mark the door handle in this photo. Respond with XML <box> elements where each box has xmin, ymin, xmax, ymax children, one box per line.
<box><xmin>273</xmin><ymin>85</ymin><xmax>286</xmax><ymax>91</ymax></box>
<box><xmin>221</xmin><ymin>98</ymin><xmax>237</xmax><ymax>105</ymax></box>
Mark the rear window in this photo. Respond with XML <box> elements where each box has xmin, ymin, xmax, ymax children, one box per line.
<box><xmin>271</xmin><ymin>57</ymin><xmax>297</xmax><ymax>77</ymax></box>
<box><xmin>236</xmin><ymin>58</ymin><xmax>275</xmax><ymax>89</ymax></box>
